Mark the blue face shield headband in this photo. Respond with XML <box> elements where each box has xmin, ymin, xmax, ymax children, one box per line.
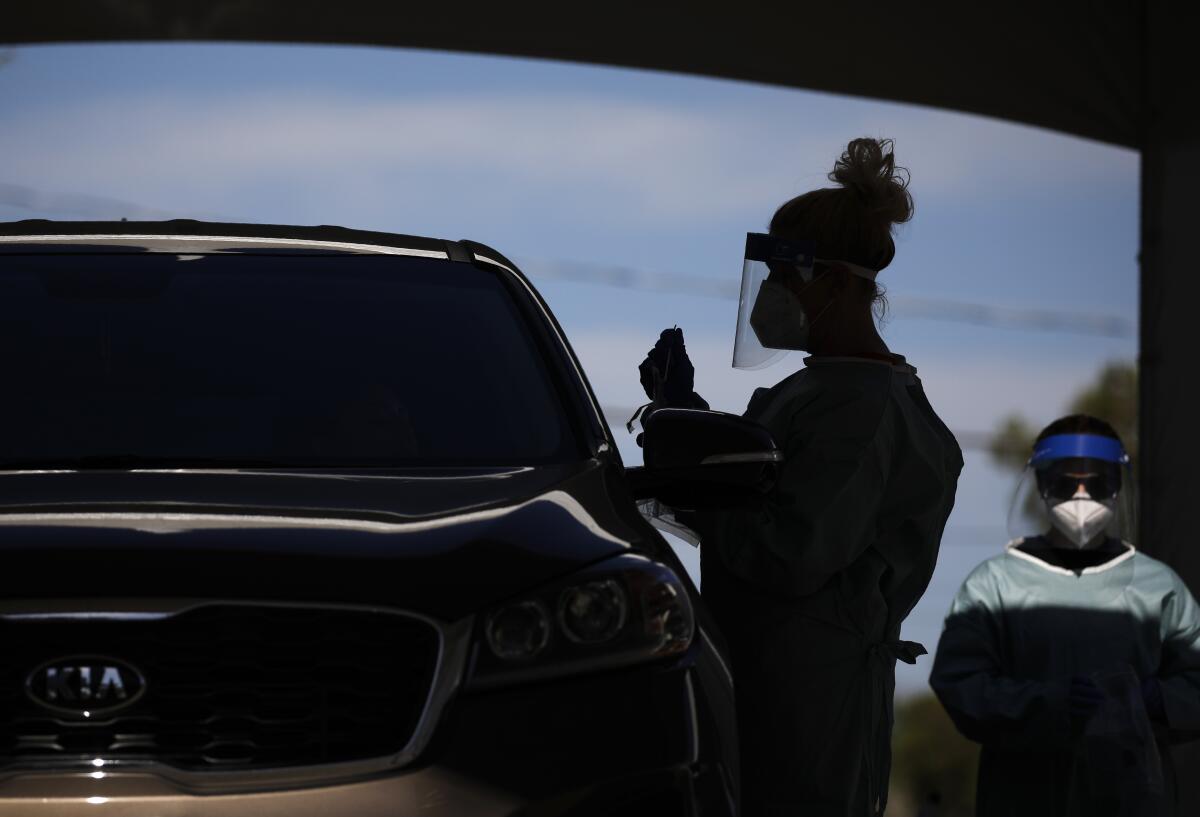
<box><xmin>1028</xmin><ymin>434</ymin><xmax>1130</xmax><ymax>469</ymax></box>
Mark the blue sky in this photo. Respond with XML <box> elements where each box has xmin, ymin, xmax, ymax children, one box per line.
<box><xmin>0</xmin><ymin>43</ymin><xmax>1139</xmax><ymax>692</ymax></box>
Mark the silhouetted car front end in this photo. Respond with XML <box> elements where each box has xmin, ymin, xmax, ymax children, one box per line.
<box><xmin>0</xmin><ymin>222</ymin><xmax>740</xmax><ymax>816</ymax></box>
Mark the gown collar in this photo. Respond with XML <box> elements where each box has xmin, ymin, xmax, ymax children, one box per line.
<box><xmin>803</xmin><ymin>354</ymin><xmax>916</xmax><ymax>374</ymax></box>
<box><xmin>1005</xmin><ymin>538</ymin><xmax>1136</xmax><ymax>576</ymax></box>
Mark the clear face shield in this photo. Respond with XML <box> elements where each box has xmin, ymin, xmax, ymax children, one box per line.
<box><xmin>1007</xmin><ymin>434</ymin><xmax>1136</xmax><ymax>548</ymax></box>
<box><xmin>732</xmin><ymin>233</ymin><xmax>818</xmax><ymax>370</ymax></box>
<box><xmin>732</xmin><ymin>233</ymin><xmax>880</xmax><ymax>369</ymax></box>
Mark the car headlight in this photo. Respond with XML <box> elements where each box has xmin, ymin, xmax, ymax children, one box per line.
<box><xmin>559</xmin><ymin>579</ymin><xmax>627</xmax><ymax>644</ymax></box>
<box><xmin>468</xmin><ymin>553</ymin><xmax>694</xmax><ymax>688</ymax></box>
<box><xmin>486</xmin><ymin>600</ymin><xmax>552</xmax><ymax>660</ymax></box>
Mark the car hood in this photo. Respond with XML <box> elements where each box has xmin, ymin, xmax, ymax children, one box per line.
<box><xmin>0</xmin><ymin>461</ymin><xmax>641</xmax><ymax>620</ymax></box>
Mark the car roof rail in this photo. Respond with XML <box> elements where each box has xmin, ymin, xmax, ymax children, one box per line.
<box><xmin>0</xmin><ymin>219</ymin><xmax>450</xmax><ymax>256</ymax></box>
<box><xmin>459</xmin><ymin>240</ymin><xmax>521</xmax><ymax>273</ymax></box>
<box><xmin>444</xmin><ymin>240</ymin><xmax>475</xmax><ymax>263</ymax></box>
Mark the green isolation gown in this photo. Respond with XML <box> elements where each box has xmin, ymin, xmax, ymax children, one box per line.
<box><xmin>930</xmin><ymin>539</ymin><xmax>1200</xmax><ymax>817</ymax></box>
<box><xmin>696</xmin><ymin>356</ymin><xmax>963</xmax><ymax>817</ymax></box>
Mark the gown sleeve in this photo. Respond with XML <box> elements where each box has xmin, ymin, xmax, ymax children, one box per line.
<box><xmin>695</xmin><ymin>378</ymin><xmax>889</xmax><ymax>597</ymax></box>
<box><xmin>1157</xmin><ymin>566</ymin><xmax>1200</xmax><ymax>737</ymax></box>
<box><xmin>929</xmin><ymin>563</ymin><xmax>1072</xmax><ymax>749</ymax></box>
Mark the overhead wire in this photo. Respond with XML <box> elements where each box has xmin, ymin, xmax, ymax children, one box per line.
<box><xmin>520</xmin><ymin>258</ymin><xmax>1135</xmax><ymax>339</ymax></box>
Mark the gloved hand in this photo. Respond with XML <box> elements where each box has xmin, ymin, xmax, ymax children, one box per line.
<box><xmin>638</xmin><ymin>327</ymin><xmax>706</xmax><ymax>408</ymax></box>
<box><xmin>1068</xmin><ymin>675</ymin><xmax>1106</xmax><ymax>720</ymax></box>
<box><xmin>1141</xmin><ymin>677</ymin><xmax>1167</xmax><ymax>724</ymax></box>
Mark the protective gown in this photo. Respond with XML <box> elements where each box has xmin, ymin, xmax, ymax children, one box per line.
<box><xmin>695</xmin><ymin>357</ymin><xmax>963</xmax><ymax>817</ymax></box>
<box><xmin>930</xmin><ymin>540</ymin><xmax>1200</xmax><ymax>817</ymax></box>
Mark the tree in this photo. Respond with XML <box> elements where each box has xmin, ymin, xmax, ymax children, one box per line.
<box><xmin>987</xmin><ymin>414</ymin><xmax>1039</xmax><ymax>472</ymax></box>
<box><xmin>1066</xmin><ymin>362</ymin><xmax>1137</xmax><ymax>457</ymax></box>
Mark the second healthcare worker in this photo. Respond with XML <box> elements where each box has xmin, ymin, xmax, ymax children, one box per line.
<box><xmin>640</xmin><ymin>138</ymin><xmax>963</xmax><ymax>816</ymax></box>
<box><xmin>931</xmin><ymin>415</ymin><xmax>1200</xmax><ymax>816</ymax></box>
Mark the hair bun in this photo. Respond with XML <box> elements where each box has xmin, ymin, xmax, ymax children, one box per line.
<box><xmin>828</xmin><ymin>138</ymin><xmax>914</xmax><ymax>226</ymax></box>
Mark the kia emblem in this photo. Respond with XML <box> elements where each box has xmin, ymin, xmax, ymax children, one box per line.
<box><xmin>26</xmin><ymin>656</ymin><xmax>146</xmax><ymax>717</ymax></box>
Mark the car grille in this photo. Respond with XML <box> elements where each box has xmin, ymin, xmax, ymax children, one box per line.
<box><xmin>0</xmin><ymin>604</ymin><xmax>440</xmax><ymax>770</ymax></box>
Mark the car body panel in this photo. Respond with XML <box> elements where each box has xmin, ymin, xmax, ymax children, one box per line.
<box><xmin>0</xmin><ymin>462</ymin><xmax>645</xmax><ymax>620</ymax></box>
<box><xmin>0</xmin><ymin>765</ymin><xmax>523</xmax><ymax>816</ymax></box>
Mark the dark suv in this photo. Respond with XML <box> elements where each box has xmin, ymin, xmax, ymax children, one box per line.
<box><xmin>0</xmin><ymin>221</ymin><xmax>777</xmax><ymax>816</ymax></box>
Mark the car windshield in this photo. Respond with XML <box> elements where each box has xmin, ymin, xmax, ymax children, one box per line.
<box><xmin>0</xmin><ymin>249</ymin><xmax>583</xmax><ymax>468</ymax></box>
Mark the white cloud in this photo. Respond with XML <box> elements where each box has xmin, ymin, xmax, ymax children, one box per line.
<box><xmin>0</xmin><ymin>89</ymin><xmax>1136</xmax><ymax>227</ymax></box>
<box><xmin>1</xmin><ymin>93</ymin><xmax>795</xmax><ymax>221</ymax></box>
<box><xmin>842</xmin><ymin>102</ymin><xmax>1138</xmax><ymax>199</ymax></box>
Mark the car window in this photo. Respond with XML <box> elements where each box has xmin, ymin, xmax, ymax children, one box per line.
<box><xmin>0</xmin><ymin>251</ymin><xmax>583</xmax><ymax>467</ymax></box>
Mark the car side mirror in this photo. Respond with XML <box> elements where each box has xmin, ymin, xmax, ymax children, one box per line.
<box><xmin>626</xmin><ymin>408</ymin><xmax>781</xmax><ymax>509</ymax></box>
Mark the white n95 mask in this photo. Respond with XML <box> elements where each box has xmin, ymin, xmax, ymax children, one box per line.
<box><xmin>748</xmin><ymin>280</ymin><xmax>812</xmax><ymax>351</ymax></box>
<box><xmin>1047</xmin><ymin>495</ymin><xmax>1116</xmax><ymax>549</ymax></box>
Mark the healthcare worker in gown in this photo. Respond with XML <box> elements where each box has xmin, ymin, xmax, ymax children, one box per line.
<box><xmin>931</xmin><ymin>415</ymin><xmax>1200</xmax><ymax>817</ymax></box>
<box><xmin>638</xmin><ymin>138</ymin><xmax>963</xmax><ymax>816</ymax></box>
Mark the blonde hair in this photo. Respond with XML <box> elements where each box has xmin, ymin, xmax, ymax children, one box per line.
<box><xmin>770</xmin><ymin>138</ymin><xmax>913</xmax><ymax>303</ymax></box>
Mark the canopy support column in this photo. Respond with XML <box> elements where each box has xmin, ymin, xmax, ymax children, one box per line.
<box><xmin>1139</xmin><ymin>1</ymin><xmax>1200</xmax><ymax>802</ymax></box>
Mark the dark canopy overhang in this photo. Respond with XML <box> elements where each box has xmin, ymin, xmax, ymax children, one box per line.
<box><xmin>3</xmin><ymin>1</ymin><xmax>1148</xmax><ymax>148</ymax></box>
